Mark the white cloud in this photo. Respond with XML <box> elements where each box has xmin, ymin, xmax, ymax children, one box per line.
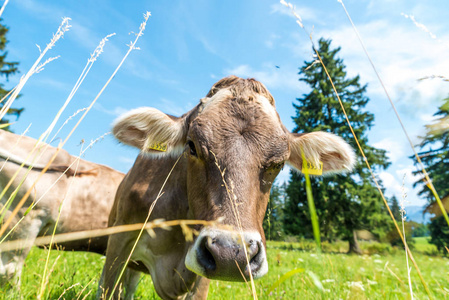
<box><xmin>372</xmin><ymin>137</ymin><xmax>405</xmax><ymax>163</ymax></box>
<box><xmin>419</xmin><ymin>113</ymin><xmax>437</xmax><ymax>123</ymax></box>
<box><xmin>395</xmin><ymin>167</ymin><xmax>420</xmax><ymax>187</ymax></box>
<box><xmin>378</xmin><ymin>171</ymin><xmax>408</xmax><ymax>198</ymax></box>
<box><xmin>319</xmin><ymin>19</ymin><xmax>449</xmax><ymax>119</ymax></box>
<box><xmin>377</xmin><ymin>166</ymin><xmax>426</xmax><ymax>207</ymax></box>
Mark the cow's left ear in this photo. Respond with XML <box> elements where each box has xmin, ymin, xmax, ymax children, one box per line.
<box><xmin>287</xmin><ymin>132</ymin><xmax>355</xmax><ymax>175</ymax></box>
<box><xmin>112</xmin><ymin>107</ymin><xmax>187</xmax><ymax>156</ymax></box>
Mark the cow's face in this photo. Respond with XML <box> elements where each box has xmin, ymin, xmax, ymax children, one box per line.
<box><xmin>112</xmin><ymin>76</ymin><xmax>355</xmax><ymax>282</ymax></box>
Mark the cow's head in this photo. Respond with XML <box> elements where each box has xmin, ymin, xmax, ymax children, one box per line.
<box><xmin>112</xmin><ymin>76</ymin><xmax>355</xmax><ymax>282</ymax></box>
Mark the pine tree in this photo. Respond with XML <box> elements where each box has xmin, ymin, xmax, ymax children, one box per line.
<box><xmin>0</xmin><ymin>21</ymin><xmax>22</xmax><ymax>130</ymax></box>
<box><xmin>413</xmin><ymin>97</ymin><xmax>449</xmax><ymax>252</ymax></box>
<box><xmin>390</xmin><ymin>195</ymin><xmax>402</xmax><ymax>222</ymax></box>
<box><xmin>284</xmin><ymin>38</ymin><xmax>391</xmax><ymax>254</ymax></box>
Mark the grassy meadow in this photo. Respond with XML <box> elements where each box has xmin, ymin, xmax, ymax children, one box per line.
<box><xmin>1</xmin><ymin>239</ymin><xmax>448</xmax><ymax>299</ymax></box>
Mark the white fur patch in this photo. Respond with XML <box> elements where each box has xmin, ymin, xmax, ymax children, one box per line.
<box><xmin>256</xmin><ymin>95</ymin><xmax>278</xmax><ymax>121</ymax></box>
<box><xmin>199</xmin><ymin>89</ymin><xmax>279</xmax><ymax>126</ymax></box>
<box><xmin>199</xmin><ymin>89</ymin><xmax>233</xmax><ymax>113</ymax></box>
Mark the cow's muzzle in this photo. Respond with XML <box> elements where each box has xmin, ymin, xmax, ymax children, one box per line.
<box><xmin>185</xmin><ymin>228</ymin><xmax>268</xmax><ymax>281</ymax></box>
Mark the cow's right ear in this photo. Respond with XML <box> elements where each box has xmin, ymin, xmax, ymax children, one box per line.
<box><xmin>287</xmin><ymin>131</ymin><xmax>355</xmax><ymax>175</ymax></box>
<box><xmin>112</xmin><ymin>107</ymin><xmax>187</xmax><ymax>156</ymax></box>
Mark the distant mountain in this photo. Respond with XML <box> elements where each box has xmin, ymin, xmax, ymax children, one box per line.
<box><xmin>404</xmin><ymin>205</ymin><xmax>433</xmax><ymax>224</ymax></box>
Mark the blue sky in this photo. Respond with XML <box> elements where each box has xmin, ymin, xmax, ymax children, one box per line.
<box><xmin>2</xmin><ymin>0</ymin><xmax>449</xmax><ymax>208</ymax></box>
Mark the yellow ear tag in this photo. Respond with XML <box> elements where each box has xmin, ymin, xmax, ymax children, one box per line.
<box><xmin>148</xmin><ymin>142</ymin><xmax>167</xmax><ymax>152</ymax></box>
<box><xmin>302</xmin><ymin>161</ymin><xmax>323</xmax><ymax>176</ymax></box>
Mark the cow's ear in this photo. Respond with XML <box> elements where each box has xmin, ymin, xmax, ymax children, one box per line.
<box><xmin>287</xmin><ymin>132</ymin><xmax>355</xmax><ymax>175</ymax></box>
<box><xmin>112</xmin><ymin>107</ymin><xmax>186</xmax><ymax>156</ymax></box>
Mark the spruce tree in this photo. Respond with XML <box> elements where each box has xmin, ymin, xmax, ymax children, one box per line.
<box><xmin>414</xmin><ymin>97</ymin><xmax>449</xmax><ymax>252</ymax></box>
<box><xmin>284</xmin><ymin>38</ymin><xmax>391</xmax><ymax>254</ymax></box>
<box><xmin>414</xmin><ymin>97</ymin><xmax>449</xmax><ymax>200</ymax></box>
<box><xmin>0</xmin><ymin>21</ymin><xmax>22</xmax><ymax>130</ymax></box>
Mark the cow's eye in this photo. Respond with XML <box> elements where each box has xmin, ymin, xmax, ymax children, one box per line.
<box><xmin>187</xmin><ymin>141</ymin><xmax>197</xmax><ymax>157</ymax></box>
<box><xmin>264</xmin><ymin>161</ymin><xmax>285</xmax><ymax>171</ymax></box>
<box><xmin>273</xmin><ymin>162</ymin><xmax>285</xmax><ymax>170</ymax></box>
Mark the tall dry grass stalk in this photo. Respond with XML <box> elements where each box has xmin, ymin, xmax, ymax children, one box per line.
<box><xmin>41</xmin><ymin>32</ymin><xmax>115</xmax><ymax>144</ymax></box>
<box><xmin>37</xmin><ymin>138</ymin><xmax>91</xmax><ymax>299</ymax></box>
<box><xmin>337</xmin><ymin>0</ymin><xmax>449</xmax><ymax>230</ymax></box>
<box><xmin>0</xmin><ymin>31</ymin><xmax>116</xmax><ymax>242</ymax></box>
<box><xmin>57</xmin><ymin>283</ymin><xmax>81</xmax><ymax>300</ymax></box>
<box><xmin>76</xmin><ymin>277</ymin><xmax>96</xmax><ymax>300</ymax></box>
<box><xmin>400</xmin><ymin>175</ymin><xmax>414</xmax><ymax>300</ymax></box>
<box><xmin>0</xmin><ymin>10</ymin><xmax>145</xmax><ymax>242</ymax></box>
<box><xmin>0</xmin><ymin>219</ymin><xmax>220</xmax><ymax>253</ymax></box>
<box><xmin>109</xmin><ymin>149</ymin><xmax>181</xmax><ymax>299</ymax></box>
<box><xmin>0</xmin><ymin>0</ymin><xmax>9</xmax><ymax>19</ymax></box>
<box><xmin>49</xmin><ymin>107</ymin><xmax>89</xmax><ymax>144</ymax></box>
<box><xmin>419</xmin><ymin>75</ymin><xmax>449</xmax><ymax>82</ymax></box>
<box><xmin>0</xmin><ymin>124</ymin><xmax>31</xmax><ymax>173</ymax></box>
<box><xmin>0</xmin><ymin>87</ymin><xmax>15</xmax><ymax>106</ymax></box>
<box><xmin>401</xmin><ymin>13</ymin><xmax>437</xmax><ymax>40</ymax></box>
<box><xmin>211</xmin><ymin>151</ymin><xmax>258</xmax><ymax>299</ymax></box>
<box><xmin>0</xmin><ymin>17</ymin><xmax>71</xmax><ymax>122</ymax></box>
<box><xmin>37</xmin><ymin>254</ymin><xmax>61</xmax><ymax>300</ymax></box>
<box><xmin>280</xmin><ymin>0</ymin><xmax>431</xmax><ymax>296</ymax></box>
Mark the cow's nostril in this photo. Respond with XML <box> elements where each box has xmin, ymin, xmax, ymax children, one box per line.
<box><xmin>249</xmin><ymin>241</ymin><xmax>262</xmax><ymax>268</ymax></box>
<box><xmin>196</xmin><ymin>237</ymin><xmax>216</xmax><ymax>272</ymax></box>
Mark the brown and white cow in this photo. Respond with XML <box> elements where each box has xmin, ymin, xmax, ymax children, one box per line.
<box><xmin>100</xmin><ymin>76</ymin><xmax>355</xmax><ymax>299</ymax></box>
<box><xmin>0</xmin><ymin>129</ymin><xmax>124</xmax><ymax>287</ymax></box>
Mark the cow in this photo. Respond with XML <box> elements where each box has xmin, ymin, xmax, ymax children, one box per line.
<box><xmin>100</xmin><ymin>76</ymin><xmax>355</xmax><ymax>299</ymax></box>
<box><xmin>0</xmin><ymin>129</ymin><xmax>124</xmax><ymax>287</ymax></box>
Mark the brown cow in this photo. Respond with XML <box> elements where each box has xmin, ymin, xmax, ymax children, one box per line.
<box><xmin>100</xmin><ymin>76</ymin><xmax>355</xmax><ymax>299</ymax></box>
<box><xmin>0</xmin><ymin>129</ymin><xmax>124</xmax><ymax>287</ymax></box>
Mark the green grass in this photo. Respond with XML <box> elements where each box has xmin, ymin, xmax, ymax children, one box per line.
<box><xmin>413</xmin><ymin>236</ymin><xmax>438</xmax><ymax>254</ymax></box>
<box><xmin>1</xmin><ymin>240</ymin><xmax>448</xmax><ymax>299</ymax></box>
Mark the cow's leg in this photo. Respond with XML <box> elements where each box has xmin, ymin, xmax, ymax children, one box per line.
<box><xmin>0</xmin><ymin>249</ymin><xmax>26</xmax><ymax>287</ymax></box>
<box><xmin>98</xmin><ymin>265</ymin><xmax>140</xmax><ymax>300</ymax></box>
<box><xmin>184</xmin><ymin>277</ymin><xmax>210</xmax><ymax>300</ymax></box>
<box><xmin>0</xmin><ymin>209</ymin><xmax>45</xmax><ymax>288</ymax></box>
<box><xmin>99</xmin><ymin>232</ymin><xmax>139</xmax><ymax>300</ymax></box>
<box><xmin>122</xmin><ymin>268</ymin><xmax>140</xmax><ymax>300</ymax></box>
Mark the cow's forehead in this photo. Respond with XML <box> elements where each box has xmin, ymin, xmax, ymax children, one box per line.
<box><xmin>198</xmin><ymin>88</ymin><xmax>279</xmax><ymax>121</ymax></box>
<box><xmin>189</xmin><ymin>89</ymin><xmax>289</xmax><ymax>161</ymax></box>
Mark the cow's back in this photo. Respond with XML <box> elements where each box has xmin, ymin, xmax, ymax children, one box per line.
<box><xmin>0</xmin><ymin>129</ymin><xmax>125</xmax><ymax>254</ymax></box>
